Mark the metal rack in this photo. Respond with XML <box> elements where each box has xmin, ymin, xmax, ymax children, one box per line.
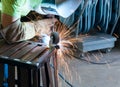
<box><xmin>0</xmin><ymin>40</ymin><xmax>57</xmax><ymax>87</ymax></box>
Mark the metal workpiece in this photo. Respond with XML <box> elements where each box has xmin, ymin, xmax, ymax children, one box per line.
<box><xmin>0</xmin><ymin>40</ymin><xmax>59</xmax><ymax>87</ymax></box>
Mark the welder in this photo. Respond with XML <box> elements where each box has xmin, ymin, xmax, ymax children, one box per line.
<box><xmin>0</xmin><ymin>0</ymin><xmax>81</xmax><ymax>44</ymax></box>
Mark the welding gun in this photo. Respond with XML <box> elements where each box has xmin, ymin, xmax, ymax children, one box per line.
<box><xmin>35</xmin><ymin>0</ymin><xmax>82</xmax><ymax>18</ymax></box>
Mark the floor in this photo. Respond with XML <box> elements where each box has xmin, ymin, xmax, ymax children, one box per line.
<box><xmin>58</xmin><ymin>40</ymin><xmax>120</xmax><ymax>87</ymax></box>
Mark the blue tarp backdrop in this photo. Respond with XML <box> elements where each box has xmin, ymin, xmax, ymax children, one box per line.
<box><xmin>60</xmin><ymin>0</ymin><xmax>120</xmax><ymax>35</ymax></box>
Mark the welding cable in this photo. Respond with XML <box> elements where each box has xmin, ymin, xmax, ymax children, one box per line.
<box><xmin>77</xmin><ymin>57</ymin><xmax>116</xmax><ymax>65</ymax></box>
<box><xmin>50</xmin><ymin>64</ymin><xmax>73</xmax><ymax>87</ymax></box>
<box><xmin>68</xmin><ymin>53</ymin><xmax>119</xmax><ymax>65</ymax></box>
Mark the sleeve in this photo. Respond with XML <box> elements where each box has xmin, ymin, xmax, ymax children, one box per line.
<box><xmin>0</xmin><ymin>19</ymin><xmax>36</xmax><ymax>44</ymax></box>
<box><xmin>1</xmin><ymin>0</ymin><xmax>26</xmax><ymax>18</ymax></box>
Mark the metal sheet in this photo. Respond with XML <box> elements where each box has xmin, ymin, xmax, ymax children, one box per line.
<box><xmin>0</xmin><ymin>41</ymin><xmax>51</xmax><ymax>67</ymax></box>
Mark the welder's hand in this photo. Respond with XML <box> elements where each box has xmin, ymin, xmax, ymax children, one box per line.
<box><xmin>34</xmin><ymin>18</ymin><xmax>58</xmax><ymax>36</ymax></box>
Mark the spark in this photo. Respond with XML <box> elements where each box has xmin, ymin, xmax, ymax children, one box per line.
<box><xmin>26</xmin><ymin>12</ymin><xmax>113</xmax><ymax>86</ymax></box>
<box><xmin>97</xmin><ymin>25</ymin><xmax>101</xmax><ymax>31</ymax></box>
<box><xmin>92</xmin><ymin>53</ymin><xmax>100</xmax><ymax>62</ymax></box>
<box><xmin>105</xmin><ymin>61</ymin><xmax>112</xmax><ymax>69</ymax></box>
<box><xmin>54</xmin><ymin>20</ymin><xmax>81</xmax><ymax>59</ymax></box>
<box><xmin>52</xmin><ymin>20</ymin><xmax>82</xmax><ymax>86</ymax></box>
<box><xmin>113</xmin><ymin>33</ymin><xmax>119</xmax><ymax>38</ymax></box>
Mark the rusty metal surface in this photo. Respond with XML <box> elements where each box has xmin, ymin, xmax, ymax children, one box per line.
<box><xmin>0</xmin><ymin>40</ymin><xmax>58</xmax><ymax>87</ymax></box>
<box><xmin>0</xmin><ymin>41</ymin><xmax>52</xmax><ymax>68</ymax></box>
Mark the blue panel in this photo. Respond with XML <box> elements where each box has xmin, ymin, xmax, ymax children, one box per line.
<box><xmin>3</xmin><ymin>64</ymin><xmax>8</xmax><ymax>87</ymax></box>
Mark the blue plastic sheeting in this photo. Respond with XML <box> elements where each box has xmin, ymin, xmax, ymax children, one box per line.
<box><xmin>3</xmin><ymin>64</ymin><xmax>8</xmax><ymax>87</ymax></box>
<box><xmin>59</xmin><ymin>0</ymin><xmax>120</xmax><ymax>34</ymax></box>
<box><xmin>99</xmin><ymin>0</ymin><xmax>111</xmax><ymax>33</ymax></box>
<box><xmin>108</xmin><ymin>0</ymin><xmax>120</xmax><ymax>34</ymax></box>
<box><xmin>110</xmin><ymin>0</ymin><xmax>119</xmax><ymax>24</ymax></box>
<box><xmin>82</xmin><ymin>1</ymin><xmax>89</xmax><ymax>33</ymax></box>
<box><xmin>74</xmin><ymin>0</ymin><xmax>84</xmax><ymax>34</ymax></box>
<box><xmin>95</xmin><ymin>0</ymin><xmax>103</xmax><ymax>25</ymax></box>
<box><xmin>91</xmin><ymin>0</ymin><xmax>98</xmax><ymax>28</ymax></box>
<box><xmin>59</xmin><ymin>0</ymin><xmax>85</xmax><ymax>34</ymax></box>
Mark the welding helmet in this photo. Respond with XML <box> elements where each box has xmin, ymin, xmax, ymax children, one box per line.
<box><xmin>35</xmin><ymin>0</ymin><xmax>82</xmax><ymax>18</ymax></box>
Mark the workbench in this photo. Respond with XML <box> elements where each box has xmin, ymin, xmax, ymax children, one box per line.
<box><xmin>0</xmin><ymin>39</ymin><xmax>57</xmax><ymax>87</ymax></box>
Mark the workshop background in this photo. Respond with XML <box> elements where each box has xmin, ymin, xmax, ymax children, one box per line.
<box><xmin>58</xmin><ymin>0</ymin><xmax>120</xmax><ymax>87</ymax></box>
<box><xmin>0</xmin><ymin>0</ymin><xmax>120</xmax><ymax>87</ymax></box>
